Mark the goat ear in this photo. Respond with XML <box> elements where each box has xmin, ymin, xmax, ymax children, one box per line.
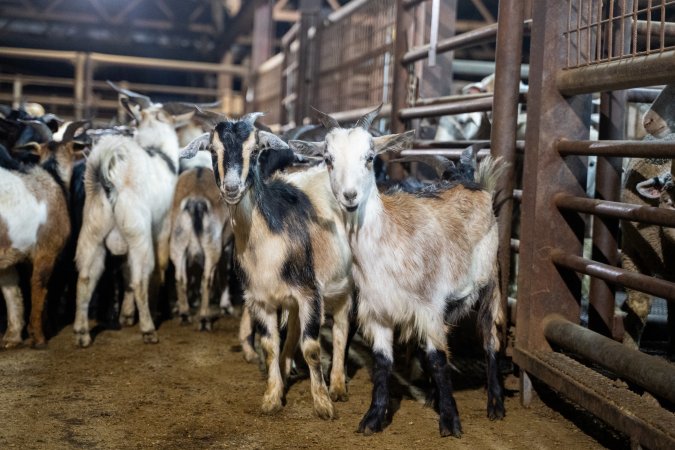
<box><xmin>256</xmin><ymin>147</ymin><xmax>296</xmax><ymax>180</ymax></box>
<box><xmin>180</xmin><ymin>132</ymin><xmax>211</xmax><ymax>159</ymax></box>
<box><xmin>257</xmin><ymin>131</ymin><xmax>288</xmax><ymax>151</ymax></box>
<box><xmin>372</xmin><ymin>130</ymin><xmax>415</xmax><ymax>154</ymax></box>
<box><xmin>289</xmin><ymin>140</ymin><xmax>325</xmax><ymax>157</ymax></box>
<box><xmin>636</xmin><ymin>176</ymin><xmax>670</xmax><ymax>199</ymax></box>
<box><xmin>169</xmin><ymin>111</ymin><xmax>195</xmax><ymax>129</ymax></box>
<box><xmin>13</xmin><ymin>141</ymin><xmax>42</xmax><ymax>154</ymax></box>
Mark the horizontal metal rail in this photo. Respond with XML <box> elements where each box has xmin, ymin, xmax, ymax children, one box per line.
<box><xmin>410</xmin><ymin>139</ymin><xmax>525</xmax><ymax>150</ymax></box>
<box><xmin>413</xmin><ymin>92</ymin><xmax>493</xmax><ymax>107</ymax></box>
<box><xmin>402</xmin><ymin>20</ymin><xmax>531</xmax><ymax>65</ymax></box>
<box><xmin>543</xmin><ymin>314</ymin><xmax>675</xmax><ymax>404</ymax></box>
<box><xmin>550</xmin><ymin>249</ymin><xmax>675</xmax><ymax>303</ymax></box>
<box><xmin>558</xmin><ymin>139</ymin><xmax>675</xmax><ymax>158</ymax></box>
<box><xmin>555</xmin><ymin>193</ymin><xmax>675</xmax><ymax>228</ymax></box>
<box><xmin>399</xmin><ymin>96</ymin><xmax>494</xmax><ymax>119</ymax></box>
<box><xmin>513</xmin><ymin>348</ymin><xmax>675</xmax><ymax>450</ymax></box>
<box><xmin>557</xmin><ymin>50</ymin><xmax>675</xmax><ymax>96</ymax></box>
<box><xmin>400</xmin><ymin>148</ymin><xmax>492</xmax><ymax>158</ymax></box>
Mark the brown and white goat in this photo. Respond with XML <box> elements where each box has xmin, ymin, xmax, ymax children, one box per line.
<box><xmin>170</xmin><ymin>153</ymin><xmax>233</xmax><ymax>330</ymax></box>
<box><xmin>0</xmin><ymin>121</ymin><xmax>87</xmax><ymax>348</ymax></box>
<box><xmin>291</xmin><ymin>106</ymin><xmax>506</xmax><ymax>438</ymax></box>
<box><xmin>180</xmin><ymin>115</ymin><xmax>354</xmax><ymax>419</ymax></box>
<box><xmin>73</xmin><ymin>84</ymin><xmax>191</xmax><ymax>347</ymax></box>
<box><xmin>621</xmin><ymin>84</ymin><xmax>675</xmax><ymax>351</ymax></box>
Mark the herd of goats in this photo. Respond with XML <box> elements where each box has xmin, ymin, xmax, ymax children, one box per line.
<box><xmin>0</xmin><ymin>80</ymin><xmax>673</xmax><ymax>438</ymax></box>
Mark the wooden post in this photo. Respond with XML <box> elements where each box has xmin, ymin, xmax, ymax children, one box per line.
<box><xmin>295</xmin><ymin>0</ymin><xmax>321</xmax><ymax>125</ymax></box>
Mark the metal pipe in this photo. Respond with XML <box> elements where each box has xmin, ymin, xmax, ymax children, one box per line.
<box><xmin>399</xmin><ymin>96</ymin><xmax>494</xmax><ymax>119</ymax></box>
<box><xmin>400</xmin><ymin>148</ymin><xmax>492</xmax><ymax>158</ymax></box>
<box><xmin>0</xmin><ymin>46</ymin><xmax>78</xmax><ymax>63</ymax></box>
<box><xmin>543</xmin><ymin>314</ymin><xmax>675</xmax><ymax>404</ymax></box>
<box><xmin>555</xmin><ymin>193</ymin><xmax>675</xmax><ymax>228</ymax></box>
<box><xmin>558</xmin><ymin>139</ymin><xmax>675</xmax><ymax>158</ymax></box>
<box><xmin>550</xmin><ymin>249</ymin><xmax>675</xmax><ymax>303</ymax></box>
<box><xmin>402</xmin><ymin>20</ymin><xmax>532</xmax><ymax>65</ymax></box>
<box><xmin>626</xmin><ymin>88</ymin><xmax>662</xmax><ymax>103</ymax></box>
<box><xmin>490</xmin><ymin>0</ymin><xmax>525</xmax><ymax>344</ymax></box>
<box><xmin>89</xmin><ymin>52</ymin><xmax>247</xmax><ymax>77</ymax></box>
<box><xmin>557</xmin><ymin>50</ymin><xmax>675</xmax><ymax>96</ymax></box>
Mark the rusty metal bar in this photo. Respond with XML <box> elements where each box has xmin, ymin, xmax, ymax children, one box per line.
<box><xmin>550</xmin><ymin>249</ymin><xmax>675</xmax><ymax>303</ymax></box>
<box><xmin>400</xmin><ymin>148</ymin><xmax>492</xmax><ymax>158</ymax></box>
<box><xmin>513</xmin><ymin>347</ymin><xmax>675</xmax><ymax>450</ymax></box>
<box><xmin>89</xmin><ymin>52</ymin><xmax>247</xmax><ymax>76</ymax></box>
<box><xmin>557</xmin><ymin>49</ymin><xmax>675</xmax><ymax>95</ymax></box>
<box><xmin>555</xmin><ymin>193</ymin><xmax>675</xmax><ymax>228</ymax></box>
<box><xmin>412</xmin><ymin>92</ymin><xmax>493</xmax><ymax>106</ymax></box>
<box><xmin>558</xmin><ymin>139</ymin><xmax>675</xmax><ymax>158</ymax></box>
<box><xmin>402</xmin><ymin>23</ymin><xmax>498</xmax><ymax>64</ymax></box>
<box><xmin>399</xmin><ymin>96</ymin><xmax>493</xmax><ymax>119</ymax></box>
<box><xmin>490</xmin><ymin>0</ymin><xmax>525</xmax><ymax>346</ymax></box>
<box><xmin>543</xmin><ymin>314</ymin><xmax>675</xmax><ymax>404</ymax></box>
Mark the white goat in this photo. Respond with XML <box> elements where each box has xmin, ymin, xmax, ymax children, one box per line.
<box><xmin>170</xmin><ymin>153</ymin><xmax>233</xmax><ymax>330</ymax></box>
<box><xmin>73</xmin><ymin>84</ymin><xmax>190</xmax><ymax>347</ymax></box>
<box><xmin>180</xmin><ymin>114</ymin><xmax>354</xmax><ymax>419</ymax></box>
<box><xmin>291</xmin><ymin>106</ymin><xmax>506</xmax><ymax>438</ymax></box>
<box><xmin>0</xmin><ymin>121</ymin><xmax>87</xmax><ymax>348</ymax></box>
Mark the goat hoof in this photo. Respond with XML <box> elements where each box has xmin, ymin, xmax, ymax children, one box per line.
<box><xmin>439</xmin><ymin>416</ymin><xmax>463</xmax><ymax>438</ymax></box>
<box><xmin>75</xmin><ymin>332</ymin><xmax>92</xmax><ymax>348</ymax></box>
<box><xmin>357</xmin><ymin>408</ymin><xmax>385</xmax><ymax>435</ymax></box>
<box><xmin>243</xmin><ymin>350</ymin><xmax>260</xmax><ymax>364</ymax></box>
<box><xmin>220</xmin><ymin>306</ymin><xmax>234</xmax><ymax>316</ymax></box>
<box><xmin>120</xmin><ymin>315</ymin><xmax>135</xmax><ymax>327</ymax></box>
<box><xmin>314</xmin><ymin>399</ymin><xmax>335</xmax><ymax>420</ymax></box>
<box><xmin>329</xmin><ymin>387</ymin><xmax>349</xmax><ymax>402</ymax></box>
<box><xmin>179</xmin><ymin>314</ymin><xmax>191</xmax><ymax>325</ymax></box>
<box><xmin>261</xmin><ymin>397</ymin><xmax>283</xmax><ymax>415</ymax></box>
<box><xmin>2</xmin><ymin>339</ymin><xmax>22</xmax><ymax>350</ymax></box>
<box><xmin>29</xmin><ymin>339</ymin><xmax>47</xmax><ymax>350</ymax></box>
<box><xmin>198</xmin><ymin>318</ymin><xmax>212</xmax><ymax>332</ymax></box>
<box><xmin>487</xmin><ymin>400</ymin><xmax>505</xmax><ymax>421</ymax></box>
<box><xmin>142</xmin><ymin>331</ymin><xmax>159</xmax><ymax>344</ymax></box>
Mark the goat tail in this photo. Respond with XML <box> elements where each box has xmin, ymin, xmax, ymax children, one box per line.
<box><xmin>476</xmin><ymin>155</ymin><xmax>509</xmax><ymax>197</ymax></box>
<box><xmin>183</xmin><ymin>197</ymin><xmax>209</xmax><ymax>237</ymax></box>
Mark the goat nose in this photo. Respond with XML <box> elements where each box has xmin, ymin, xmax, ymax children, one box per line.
<box><xmin>225</xmin><ymin>184</ymin><xmax>238</xmax><ymax>193</ymax></box>
<box><xmin>343</xmin><ymin>190</ymin><xmax>357</xmax><ymax>201</ymax></box>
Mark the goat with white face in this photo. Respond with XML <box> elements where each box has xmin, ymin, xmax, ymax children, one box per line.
<box><xmin>180</xmin><ymin>114</ymin><xmax>353</xmax><ymax>419</ymax></box>
<box><xmin>291</xmin><ymin>106</ymin><xmax>505</xmax><ymax>438</ymax></box>
<box><xmin>73</xmin><ymin>84</ymin><xmax>191</xmax><ymax>347</ymax></box>
<box><xmin>0</xmin><ymin>121</ymin><xmax>88</xmax><ymax>348</ymax></box>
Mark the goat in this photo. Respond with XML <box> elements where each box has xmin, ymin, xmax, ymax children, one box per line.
<box><xmin>0</xmin><ymin>121</ymin><xmax>87</xmax><ymax>348</ymax></box>
<box><xmin>73</xmin><ymin>83</ymin><xmax>191</xmax><ymax>347</ymax></box>
<box><xmin>290</xmin><ymin>105</ymin><xmax>506</xmax><ymax>437</ymax></box>
<box><xmin>180</xmin><ymin>114</ymin><xmax>354</xmax><ymax>419</ymax></box>
<box><xmin>170</xmin><ymin>153</ymin><xmax>233</xmax><ymax>330</ymax></box>
<box><xmin>621</xmin><ymin>85</ymin><xmax>675</xmax><ymax>352</ymax></box>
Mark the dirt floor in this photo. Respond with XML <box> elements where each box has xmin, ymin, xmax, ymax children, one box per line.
<box><xmin>0</xmin><ymin>313</ymin><xmax>629</xmax><ymax>450</ymax></box>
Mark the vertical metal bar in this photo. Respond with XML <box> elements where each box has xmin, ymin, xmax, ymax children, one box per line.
<box><xmin>646</xmin><ymin>0</ymin><xmax>652</xmax><ymax>53</ymax></box>
<box><xmin>660</xmin><ymin>0</ymin><xmax>666</xmax><ymax>51</ymax></box>
<box><xmin>577</xmin><ymin>0</ymin><xmax>583</xmax><ymax>66</ymax></box>
<box><xmin>390</xmin><ymin>0</ymin><xmax>414</xmax><ymax>181</ymax></box>
<box><xmin>74</xmin><ymin>52</ymin><xmax>85</xmax><ymax>120</ymax></box>
<box><xmin>608</xmin><ymin>0</ymin><xmax>615</xmax><ymax>61</ymax></box>
<box><xmin>620</xmin><ymin>0</ymin><xmax>627</xmax><ymax>58</ymax></box>
<box><xmin>295</xmin><ymin>0</ymin><xmax>322</xmax><ymax>124</ymax></box>
<box><xmin>490</xmin><ymin>0</ymin><xmax>525</xmax><ymax>353</ymax></box>
<box><xmin>428</xmin><ymin>0</ymin><xmax>440</xmax><ymax>66</ymax></box>
<box><xmin>83</xmin><ymin>53</ymin><xmax>94</xmax><ymax>119</ymax></box>
<box><xmin>12</xmin><ymin>75</ymin><xmax>22</xmax><ymax>109</ymax></box>
<box><xmin>589</xmin><ymin>0</ymin><xmax>634</xmax><ymax>341</ymax></box>
<box><xmin>587</xmin><ymin>0</ymin><xmax>593</xmax><ymax>64</ymax></box>
<box><xmin>515</xmin><ymin>0</ymin><xmax>591</xmax><ymax>356</ymax></box>
<box><xmin>632</xmin><ymin>0</ymin><xmax>638</xmax><ymax>55</ymax></box>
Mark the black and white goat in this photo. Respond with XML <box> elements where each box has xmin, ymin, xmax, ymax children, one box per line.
<box><xmin>0</xmin><ymin>121</ymin><xmax>87</xmax><ymax>348</ymax></box>
<box><xmin>180</xmin><ymin>114</ymin><xmax>353</xmax><ymax>419</ymax></box>
<box><xmin>73</xmin><ymin>84</ymin><xmax>191</xmax><ymax>347</ymax></box>
<box><xmin>291</xmin><ymin>106</ymin><xmax>506</xmax><ymax>437</ymax></box>
<box><xmin>170</xmin><ymin>152</ymin><xmax>233</xmax><ymax>330</ymax></box>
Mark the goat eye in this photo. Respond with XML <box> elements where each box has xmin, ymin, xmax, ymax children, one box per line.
<box><xmin>366</xmin><ymin>155</ymin><xmax>374</xmax><ymax>164</ymax></box>
<box><xmin>324</xmin><ymin>156</ymin><xmax>333</xmax><ymax>166</ymax></box>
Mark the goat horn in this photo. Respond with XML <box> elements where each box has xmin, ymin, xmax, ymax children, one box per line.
<box><xmin>107</xmin><ymin>80</ymin><xmax>153</xmax><ymax>109</ymax></box>
<box><xmin>242</xmin><ymin>112</ymin><xmax>264</xmax><ymax>128</ymax></box>
<box><xmin>311</xmin><ymin>107</ymin><xmax>340</xmax><ymax>131</ymax></box>
<box><xmin>390</xmin><ymin>155</ymin><xmax>454</xmax><ymax>179</ymax></box>
<box><xmin>162</xmin><ymin>100</ymin><xmax>222</xmax><ymax>116</ymax></box>
<box><xmin>356</xmin><ymin>103</ymin><xmax>383</xmax><ymax>130</ymax></box>
<box><xmin>62</xmin><ymin>120</ymin><xmax>90</xmax><ymax>143</ymax></box>
<box><xmin>460</xmin><ymin>145</ymin><xmax>479</xmax><ymax>170</ymax></box>
<box><xmin>18</xmin><ymin>119</ymin><xmax>53</xmax><ymax>143</ymax></box>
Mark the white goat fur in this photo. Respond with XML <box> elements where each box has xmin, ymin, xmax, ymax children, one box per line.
<box><xmin>74</xmin><ymin>107</ymin><xmax>181</xmax><ymax>346</ymax></box>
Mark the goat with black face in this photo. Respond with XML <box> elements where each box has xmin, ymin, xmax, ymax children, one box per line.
<box><xmin>181</xmin><ymin>113</ymin><xmax>354</xmax><ymax>419</ymax></box>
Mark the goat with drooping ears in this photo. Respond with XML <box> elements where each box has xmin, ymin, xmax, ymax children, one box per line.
<box><xmin>180</xmin><ymin>113</ymin><xmax>354</xmax><ymax>419</ymax></box>
<box><xmin>290</xmin><ymin>105</ymin><xmax>506</xmax><ymax>437</ymax></box>
<box><xmin>0</xmin><ymin>120</ymin><xmax>88</xmax><ymax>348</ymax></box>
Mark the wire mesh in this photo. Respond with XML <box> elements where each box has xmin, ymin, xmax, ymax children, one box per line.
<box><xmin>314</xmin><ymin>0</ymin><xmax>396</xmax><ymax>114</ymax></box>
<box><xmin>564</xmin><ymin>0</ymin><xmax>675</xmax><ymax>69</ymax></box>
